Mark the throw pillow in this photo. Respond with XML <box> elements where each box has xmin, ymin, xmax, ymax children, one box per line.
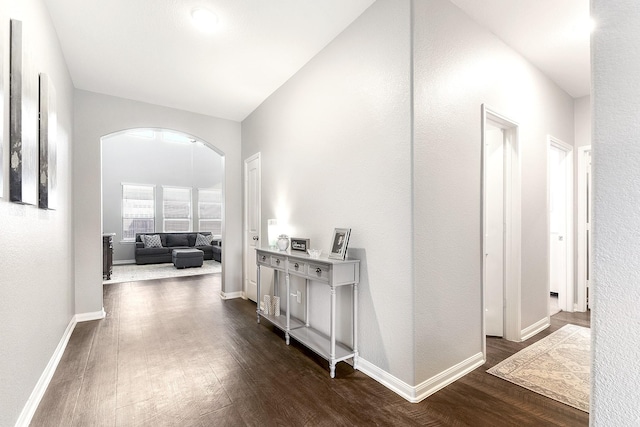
<box><xmin>195</xmin><ymin>233</ymin><xmax>211</xmax><ymax>246</ymax></box>
<box><xmin>144</xmin><ymin>234</ymin><xmax>163</xmax><ymax>248</ymax></box>
<box><xmin>166</xmin><ymin>233</ymin><xmax>189</xmax><ymax>247</ymax></box>
<box><xmin>139</xmin><ymin>235</ymin><xmax>146</xmax><ymax>245</ymax></box>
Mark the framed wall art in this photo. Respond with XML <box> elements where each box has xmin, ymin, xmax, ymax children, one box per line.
<box><xmin>328</xmin><ymin>228</ymin><xmax>351</xmax><ymax>260</ymax></box>
<box><xmin>39</xmin><ymin>73</ymin><xmax>57</xmax><ymax>209</ymax></box>
<box><xmin>9</xmin><ymin>19</ymin><xmax>38</xmax><ymax>205</ymax></box>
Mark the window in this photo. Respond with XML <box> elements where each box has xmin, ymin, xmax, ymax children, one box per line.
<box><xmin>198</xmin><ymin>188</ymin><xmax>222</xmax><ymax>237</ymax></box>
<box><xmin>163</xmin><ymin>186</ymin><xmax>192</xmax><ymax>232</ymax></box>
<box><xmin>122</xmin><ymin>184</ymin><xmax>155</xmax><ymax>241</ymax></box>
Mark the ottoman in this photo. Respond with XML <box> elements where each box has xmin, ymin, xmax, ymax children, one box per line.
<box><xmin>172</xmin><ymin>248</ymin><xmax>204</xmax><ymax>269</ymax></box>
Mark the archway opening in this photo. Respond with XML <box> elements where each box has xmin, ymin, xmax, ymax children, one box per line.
<box><xmin>100</xmin><ymin>128</ymin><xmax>225</xmax><ymax>283</ymax></box>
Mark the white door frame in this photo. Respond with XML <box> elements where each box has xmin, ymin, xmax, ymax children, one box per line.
<box><xmin>576</xmin><ymin>146</ymin><xmax>591</xmax><ymax>312</ymax></box>
<box><xmin>243</xmin><ymin>153</ymin><xmax>261</xmax><ymax>300</ymax></box>
<box><xmin>547</xmin><ymin>136</ymin><xmax>574</xmax><ymax>313</ymax></box>
<box><xmin>482</xmin><ymin>104</ymin><xmax>522</xmax><ymax>351</ymax></box>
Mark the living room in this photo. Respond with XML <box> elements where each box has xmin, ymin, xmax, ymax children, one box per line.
<box><xmin>0</xmin><ymin>0</ymin><xmax>638</xmax><ymax>426</ymax></box>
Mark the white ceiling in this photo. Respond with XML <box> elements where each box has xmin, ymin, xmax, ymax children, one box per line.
<box><xmin>43</xmin><ymin>0</ymin><xmax>590</xmax><ymax>123</ymax></box>
<box><xmin>43</xmin><ymin>0</ymin><xmax>375</xmax><ymax>121</ymax></box>
<box><xmin>449</xmin><ymin>0</ymin><xmax>591</xmax><ymax>98</ymax></box>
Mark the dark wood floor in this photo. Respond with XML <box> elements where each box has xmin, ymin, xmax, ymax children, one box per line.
<box><xmin>31</xmin><ymin>275</ymin><xmax>590</xmax><ymax>426</ymax></box>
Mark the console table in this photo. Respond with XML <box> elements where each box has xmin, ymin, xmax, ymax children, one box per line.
<box><xmin>256</xmin><ymin>248</ymin><xmax>360</xmax><ymax>378</ymax></box>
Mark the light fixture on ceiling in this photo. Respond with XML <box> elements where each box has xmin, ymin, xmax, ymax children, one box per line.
<box><xmin>572</xmin><ymin>17</ymin><xmax>596</xmax><ymax>35</ymax></box>
<box><xmin>191</xmin><ymin>8</ymin><xmax>219</xmax><ymax>32</ymax></box>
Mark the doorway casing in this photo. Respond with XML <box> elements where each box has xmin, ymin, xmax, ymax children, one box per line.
<box><xmin>547</xmin><ymin>136</ymin><xmax>574</xmax><ymax>313</ymax></box>
<box><xmin>481</xmin><ymin>104</ymin><xmax>522</xmax><ymax>352</ymax></box>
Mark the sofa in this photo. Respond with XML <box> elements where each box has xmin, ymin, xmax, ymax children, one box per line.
<box><xmin>135</xmin><ymin>232</ymin><xmax>222</xmax><ymax>265</ymax></box>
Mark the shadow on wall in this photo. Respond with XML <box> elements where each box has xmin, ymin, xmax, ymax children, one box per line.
<box><xmin>348</xmin><ymin>248</ymin><xmax>389</xmax><ymax>371</ymax></box>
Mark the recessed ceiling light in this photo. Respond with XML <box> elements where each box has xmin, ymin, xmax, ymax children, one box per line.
<box><xmin>572</xmin><ymin>17</ymin><xmax>596</xmax><ymax>35</ymax></box>
<box><xmin>191</xmin><ymin>8</ymin><xmax>219</xmax><ymax>32</ymax></box>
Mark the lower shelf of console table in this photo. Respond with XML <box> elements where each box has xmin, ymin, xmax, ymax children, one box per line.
<box><xmin>258</xmin><ymin>312</ymin><xmax>355</xmax><ymax>364</ymax></box>
<box><xmin>255</xmin><ymin>248</ymin><xmax>360</xmax><ymax>378</ymax></box>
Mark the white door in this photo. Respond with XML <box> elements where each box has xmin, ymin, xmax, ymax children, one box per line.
<box><xmin>578</xmin><ymin>148</ymin><xmax>592</xmax><ymax>310</ymax></box>
<box><xmin>485</xmin><ymin>124</ymin><xmax>505</xmax><ymax>337</ymax></box>
<box><xmin>548</xmin><ymin>139</ymin><xmax>574</xmax><ymax>313</ymax></box>
<box><xmin>549</xmin><ymin>146</ymin><xmax>567</xmax><ymax>301</ymax></box>
<box><xmin>244</xmin><ymin>154</ymin><xmax>261</xmax><ymax>302</ymax></box>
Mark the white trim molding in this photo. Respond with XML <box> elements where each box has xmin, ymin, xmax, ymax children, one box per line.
<box><xmin>520</xmin><ymin>317</ymin><xmax>550</xmax><ymax>342</ymax></box>
<box><xmin>113</xmin><ymin>259</ymin><xmax>135</xmax><ymax>265</ymax></box>
<box><xmin>357</xmin><ymin>353</ymin><xmax>484</xmax><ymax>403</ymax></box>
<box><xmin>15</xmin><ymin>317</ymin><xmax>77</xmax><ymax>427</ymax></box>
<box><xmin>219</xmin><ymin>291</ymin><xmax>243</xmax><ymax>300</ymax></box>
<box><xmin>75</xmin><ymin>308</ymin><xmax>106</xmax><ymax>322</ymax></box>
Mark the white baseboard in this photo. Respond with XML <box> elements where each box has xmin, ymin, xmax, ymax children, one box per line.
<box><xmin>15</xmin><ymin>317</ymin><xmax>77</xmax><ymax>427</ymax></box>
<box><xmin>357</xmin><ymin>352</ymin><xmax>484</xmax><ymax>403</ymax></box>
<box><xmin>520</xmin><ymin>317</ymin><xmax>550</xmax><ymax>341</ymax></box>
<box><xmin>413</xmin><ymin>352</ymin><xmax>485</xmax><ymax>402</ymax></box>
<box><xmin>75</xmin><ymin>308</ymin><xmax>106</xmax><ymax>322</ymax></box>
<box><xmin>219</xmin><ymin>291</ymin><xmax>243</xmax><ymax>300</ymax></box>
<box><xmin>113</xmin><ymin>259</ymin><xmax>135</xmax><ymax>265</ymax></box>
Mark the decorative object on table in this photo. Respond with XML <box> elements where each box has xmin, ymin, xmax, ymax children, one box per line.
<box><xmin>38</xmin><ymin>73</ymin><xmax>57</xmax><ymax>209</ymax></box>
<box><xmin>267</xmin><ymin>219</ymin><xmax>278</xmax><ymax>248</ymax></box>
<box><xmin>263</xmin><ymin>295</ymin><xmax>272</xmax><ymax>315</ymax></box>
<box><xmin>307</xmin><ymin>249</ymin><xmax>322</xmax><ymax>259</ymax></box>
<box><xmin>329</xmin><ymin>228</ymin><xmax>351</xmax><ymax>260</ymax></box>
<box><xmin>291</xmin><ymin>238</ymin><xmax>310</xmax><ymax>252</ymax></box>
<box><xmin>271</xmin><ymin>296</ymin><xmax>280</xmax><ymax>316</ymax></box>
<box><xmin>276</xmin><ymin>234</ymin><xmax>290</xmax><ymax>251</ymax></box>
<box><xmin>9</xmin><ymin>19</ymin><xmax>38</xmax><ymax>205</ymax></box>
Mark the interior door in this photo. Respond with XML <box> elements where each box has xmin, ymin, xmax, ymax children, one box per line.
<box><xmin>549</xmin><ymin>146</ymin><xmax>567</xmax><ymax>306</ymax></box>
<box><xmin>485</xmin><ymin>124</ymin><xmax>505</xmax><ymax>337</ymax></box>
<box><xmin>244</xmin><ymin>154</ymin><xmax>261</xmax><ymax>302</ymax></box>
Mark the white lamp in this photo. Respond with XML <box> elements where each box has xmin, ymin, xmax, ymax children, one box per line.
<box><xmin>267</xmin><ymin>219</ymin><xmax>278</xmax><ymax>248</ymax></box>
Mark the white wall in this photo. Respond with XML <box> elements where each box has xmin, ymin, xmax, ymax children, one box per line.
<box><xmin>102</xmin><ymin>132</ymin><xmax>223</xmax><ymax>262</ymax></box>
<box><xmin>242</xmin><ymin>0</ymin><xmax>415</xmax><ymax>383</ymax></box>
<box><xmin>74</xmin><ymin>90</ymin><xmax>242</xmax><ymax>314</ymax></box>
<box><xmin>591</xmin><ymin>0</ymin><xmax>640</xmax><ymax>423</ymax></box>
<box><xmin>413</xmin><ymin>0</ymin><xmax>575</xmax><ymax>383</ymax></box>
<box><xmin>0</xmin><ymin>0</ymin><xmax>75</xmax><ymax>425</ymax></box>
<box><xmin>574</xmin><ymin>96</ymin><xmax>591</xmax><ymax>149</ymax></box>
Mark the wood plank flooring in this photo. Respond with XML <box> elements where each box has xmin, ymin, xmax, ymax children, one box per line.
<box><xmin>31</xmin><ymin>275</ymin><xmax>589</xmax><ymax>426</ymax></box>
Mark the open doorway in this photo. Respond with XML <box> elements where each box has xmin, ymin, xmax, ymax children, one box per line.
<box><xmin>548</xmin><ymin>137</ymin><xmax>574</xmax><ymax>314</ymax></box>
<box><xmin>576</xmin><ymin>146</ymin><xmax>592</xmax><ymax>311</ymax></box>
<box><xmin>101</xmin><ymin>128</ymin><xmax>225</xmax><ymax>283</ymax></box>
<box><xmin>482</xmin><ymin>105</ymin><xmax>522</xmax><ymax>347</ymax></box>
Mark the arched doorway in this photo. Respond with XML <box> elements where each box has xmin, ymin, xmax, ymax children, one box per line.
<box><xmin>100</xmin><ymin>128</ymin><xmax>225</xmax><ymax>282</ymax></box>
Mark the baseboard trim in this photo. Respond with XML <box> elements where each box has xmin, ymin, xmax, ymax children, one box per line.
<box><xmin>357</xmin><ymin>352</ymin><xmax>484</xmax><ymax>403</ymax></box>
<box><xmin>520</xmin><ymin>317</ymin><xmax>550</xmax><ymax>341</ymax></box>
<box><xmin>219</xmin><ymin>291</ymin><xmax>243</xmax><ymax>300</ymax></box>
<box><xmin>75</xmin><ymin>308</ymin><xmax>106</xmax><ymax>322</ymax></box>
<box><xmin>356</xmin><ymin>357</ymin><xmax>415</xmax><ymax>400</ymax></box>
<box><xmin>113</xmin><ymin>259</ymin><xmax>135</xmax><ymax>265</ymax></box>
<box><xmin>15</xmin><ymin>317</ymin><xmax>77</xmax><ymax>427</ymax></box>
<box><xmin>413</xmin><ymin>352</ymin><xmax>485</xmax><ymax>402</ymax></box>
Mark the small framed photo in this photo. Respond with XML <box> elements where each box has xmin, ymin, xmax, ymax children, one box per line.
<box><xmin>291</xmin><ymin>238</ymin><xmax>310</xmax><ymax>252</ymax></box>
<box><xmin>329</xmin><ymin>228</ymin><xmax>351</xmax><ymax>260</ymax></box>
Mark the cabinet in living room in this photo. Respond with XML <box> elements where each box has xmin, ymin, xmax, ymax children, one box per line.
<box><xmin>255</xmin><ymin>248</ymin><xmax>360</xmax><ymax>378</ymax></box>
<box><xmin>103</xmin><ymin>233</ymin><xmax>115</xmax><ymax>280</ymax></box>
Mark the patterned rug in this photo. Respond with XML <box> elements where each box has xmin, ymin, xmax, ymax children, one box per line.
<box><xmin>487</xmin><ymin>324</ymin><xmax>590</xmax><ymax>412</ymax></box>
<box><xmin>104</xmin><ymin>260</ymin><xmax>221</xmax><ymax>284</ymax></box>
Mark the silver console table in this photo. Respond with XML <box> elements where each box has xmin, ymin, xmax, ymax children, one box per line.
<box><xmin>256</xmin><ymin>248</ymin><xmax>360</xmax><ymax>378</ymax></box>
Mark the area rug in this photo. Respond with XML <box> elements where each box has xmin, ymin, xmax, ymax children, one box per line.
<box><xmin>487</xmin><ymin>324</ymin><xmax>590</xmax><ymax>412</ymax></box>
<box><xmin>104</xmin><ymin>260</ymin><xmax>221</xmax><ymax>284</ymax></box>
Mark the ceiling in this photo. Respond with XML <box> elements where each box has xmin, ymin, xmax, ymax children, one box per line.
<box><xmin>449</xmin><ymin>0</ymin><xmax>591</xmax><ymax>98</ymax></box>
<box><xmin>43</xmin><ymin>0</ymin><xmax>590</xmax><ymax>123</ymax></box>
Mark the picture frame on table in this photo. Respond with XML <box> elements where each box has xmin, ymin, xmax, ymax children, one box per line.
<box><xmin>328</xmin><ymin>228</ymin><xmax>351</xmax><ymax>260</ymax></box>
<box><xmin>290</xmin><ymin>238</ymin><xmax>310</xmax><ymax>252</ymax></box>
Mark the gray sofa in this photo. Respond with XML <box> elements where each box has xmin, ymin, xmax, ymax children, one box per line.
<box><xmin>135</xmin><ymin>232</ymin><xmax>221</xmax><ymax>265</ymax></box>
